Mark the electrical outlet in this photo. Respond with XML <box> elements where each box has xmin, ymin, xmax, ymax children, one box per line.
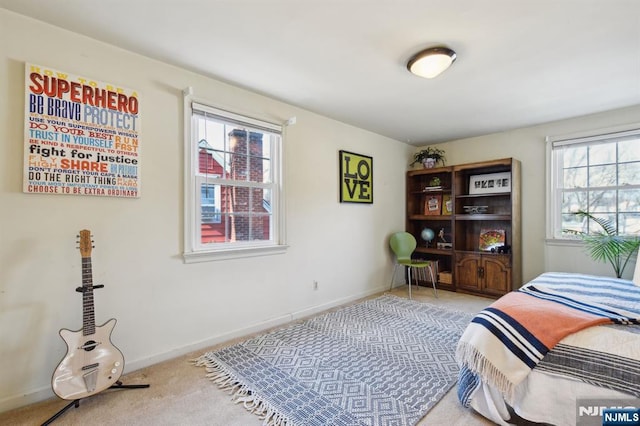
<box><xmin>313</xmin><ymin>280</ymin><xmax>319</xmax><ymax>290</ymax></box>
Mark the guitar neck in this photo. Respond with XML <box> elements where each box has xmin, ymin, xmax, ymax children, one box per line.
<box><xmin>81</xmin><ymin>256</ymin><xmax>96</xmax><ymax>336</ymax></box>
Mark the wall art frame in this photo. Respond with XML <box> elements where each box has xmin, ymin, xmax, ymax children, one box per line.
<box><xmin>24</xmin><ymin>63</ymin><xmax>141</xmax><ymax>198</ymax></box>
<box><xmin>339</xmin><ymin>150</ymin><xmax>373</xmax><ymax>203</ymax></box>
<box><xmin>469</xmin><ymin>172</ymin><xmax>511</xmax><ymax>195</ymax></box>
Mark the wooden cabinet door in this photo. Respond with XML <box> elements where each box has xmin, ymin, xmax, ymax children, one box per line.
<box><xmin>482</xmin><ymin>255</ymin><xmax>511</xmax><ymax>296</ymax></box>
<box><xmin>455</xmin><ymin>254</ymin><xmax>481</xmax><ymax>291</ymax></box>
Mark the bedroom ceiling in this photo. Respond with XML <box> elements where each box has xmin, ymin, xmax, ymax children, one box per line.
<box><xmin>1</xmin><ymin>0</ymin><xmax>639</xmax><ymax>146</ymax></box>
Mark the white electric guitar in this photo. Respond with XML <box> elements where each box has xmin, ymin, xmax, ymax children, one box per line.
<box><xmin>51</xmin><ymin>230</ymin><xmax>124</xmax><ymax>400</ymax></box>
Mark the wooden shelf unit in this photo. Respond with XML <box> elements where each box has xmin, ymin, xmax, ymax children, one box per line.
<box><xmin>405</xmin><ymin>158</ymin><xmax>521</xmax><ymax>297</ymax></box>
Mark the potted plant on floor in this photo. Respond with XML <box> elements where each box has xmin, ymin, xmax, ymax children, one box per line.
<box><xmin>410</xmin><ymin>147</ymin><xmax>446</xmax><ymax>169</ymax></box>
<box><xmin>564</xmin><ymin>210</ymin><xmax>640</xmax><ymax>278</ymax></box>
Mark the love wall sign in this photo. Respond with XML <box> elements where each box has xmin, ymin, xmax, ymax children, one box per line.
<box><xmin>339</xmin><ymin>150</ymin><xmax>373</xmax><ymax>204</ymax></box>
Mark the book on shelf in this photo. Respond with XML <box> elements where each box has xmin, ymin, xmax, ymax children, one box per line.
<box><xmin>442</xmin><ymin>194</ymin><xmax>453</xmax><ymax>215</ymax></box>
<box><xmin>422</xmin><ymin>186</ymin><xmax>443</xmax><ymax>192</ymax></box>
<box><xmin>424</xmin><ymin>194</ymin><xmax>442</xmax><ymax>215</ymax></box>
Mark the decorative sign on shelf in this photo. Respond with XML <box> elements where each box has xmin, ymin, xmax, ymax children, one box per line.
<box><xmin>339</xmin><ymin>150</ymin><xmax>372</xmax><ymax>203</ymax></box>
<box><xmin>23</xmin><ymin>63</ymin><xmax>141</xmax><ymax>198</ymax></box>
<box><xmin>479</xmin><ymin>228</ymin><xmax>506</xmax><ymax>252</ymax></box>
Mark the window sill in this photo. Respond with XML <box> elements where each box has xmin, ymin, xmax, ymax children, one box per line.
<box><xmin>545</xmin><ymin>238</ymin><xmax>582</xmax><ymax>247</ymax></box>
<box><xmin>183</xmin><ymin>244</ymin><xmax>289</xmax><ymax>263</ymax></box>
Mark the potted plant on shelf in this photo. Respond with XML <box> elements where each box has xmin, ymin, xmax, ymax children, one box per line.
<box><xmin>410</xmin><ymin>147</ymin><xmax>446</xmax><ymax>169</ymax></box>
<box><xmin>564</xmin><ymin>210</ymin><xmax>640</xmax><ymax>278</ymax></box>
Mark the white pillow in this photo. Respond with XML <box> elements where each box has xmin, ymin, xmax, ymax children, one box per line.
<box><xmin>634</xmin><ymin>251</ymin><xmax>640</xmax><ymax>286</ymax></box>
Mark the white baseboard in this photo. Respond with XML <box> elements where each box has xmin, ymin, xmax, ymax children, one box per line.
<box><xmin>0</xmin><ymin>285</ymin><xmax>388</xmax><ymax>414</ymax></box>
<box><xmin>0</xmin><ymin>387</ymin><xmax>56</xmax><ymax>414</ymax></box>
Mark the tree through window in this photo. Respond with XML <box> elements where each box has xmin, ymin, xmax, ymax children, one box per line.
<box><xmin>548</xmin><ymin>128</ymin><xmax>640</xmax><ymax>239</ymax></box>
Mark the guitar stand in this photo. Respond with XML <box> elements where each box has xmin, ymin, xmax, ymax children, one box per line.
<box><xmin>41</xmin><ymin>381</ymin><xmax>150</xmax><ymax>426</ymax></box>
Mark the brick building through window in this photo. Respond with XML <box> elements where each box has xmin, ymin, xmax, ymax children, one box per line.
<box><xmin>198</xmin><ymin>130</ymin><xmax>271</xmax><ymax>244</ymax></box>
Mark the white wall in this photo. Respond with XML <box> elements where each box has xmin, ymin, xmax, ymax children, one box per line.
<box><xmin>422</xmin><ymin>105</ymin><xmax>640</xmax><ymax>283</ymax></box>
<box><xmin>0</xmin><ymin>10</ymin><xmax>414</xmax><ymax>411</ymax></box>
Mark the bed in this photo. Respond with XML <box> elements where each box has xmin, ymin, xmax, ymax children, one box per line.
<box><xmin>456</xmin><ymin>269</ymin><xmax>640</xmax><ymax>426</ymax></box>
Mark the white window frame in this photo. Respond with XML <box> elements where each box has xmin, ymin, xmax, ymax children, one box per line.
<box><xmin>546</xmin><ymin>123</ymin><xmax>640</xmax><ymax>242</ymax></box>
<box><xmin>183</xmin><ymin>91</ymin><xmax>287</xmax><ymax>263</ymax></box>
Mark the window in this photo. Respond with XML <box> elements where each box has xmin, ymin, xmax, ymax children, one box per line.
<box><xmin>184</xmin><ymin>99</ymin><xmax>286</xmax><ymax>262</ymax></box>
<box><xmin>547</xmin><ymin>127</ymin><xmax>640</xmax><ymax>240</ymax></box>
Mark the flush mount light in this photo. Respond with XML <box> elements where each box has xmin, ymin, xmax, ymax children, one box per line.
<box><xmin>407</xmin><ymin>46</ymin><xmax>457</xmax><ymax>79</ymax></box>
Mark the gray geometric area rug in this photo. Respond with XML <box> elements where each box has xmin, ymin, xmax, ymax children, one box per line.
<box><xmin>194</xmin><ymin>294</ymin><xmax>474</xmax><ymax>426</ymax></box>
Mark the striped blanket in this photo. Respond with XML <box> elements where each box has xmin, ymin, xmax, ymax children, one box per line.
<box><xmin>536</xmin><ymin>324</ymin><xmax>640</xmax><ymax>397</ymax></box>
<box><xmin>456</xmin><ymin>272</ymin><xmax>640</xmax><ymax>405</ymax></box>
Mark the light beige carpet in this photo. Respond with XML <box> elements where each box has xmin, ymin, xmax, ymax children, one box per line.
<box><xmin>0</xmin><ymin>288</ymin><xmax>494</xmax><ymax>426</ymax></box>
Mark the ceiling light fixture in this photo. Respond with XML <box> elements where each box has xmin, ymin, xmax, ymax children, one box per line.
<box><xmin>407</xmin><ymin>46</ymin><xmax>457</xmax><ymax>79</ymax></box>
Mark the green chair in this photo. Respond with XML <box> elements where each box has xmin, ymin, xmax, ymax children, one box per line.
<box><xmin>389</xmin><ymin>232</ymin><xmax>438</xmax><ymax>299</ymax></box>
